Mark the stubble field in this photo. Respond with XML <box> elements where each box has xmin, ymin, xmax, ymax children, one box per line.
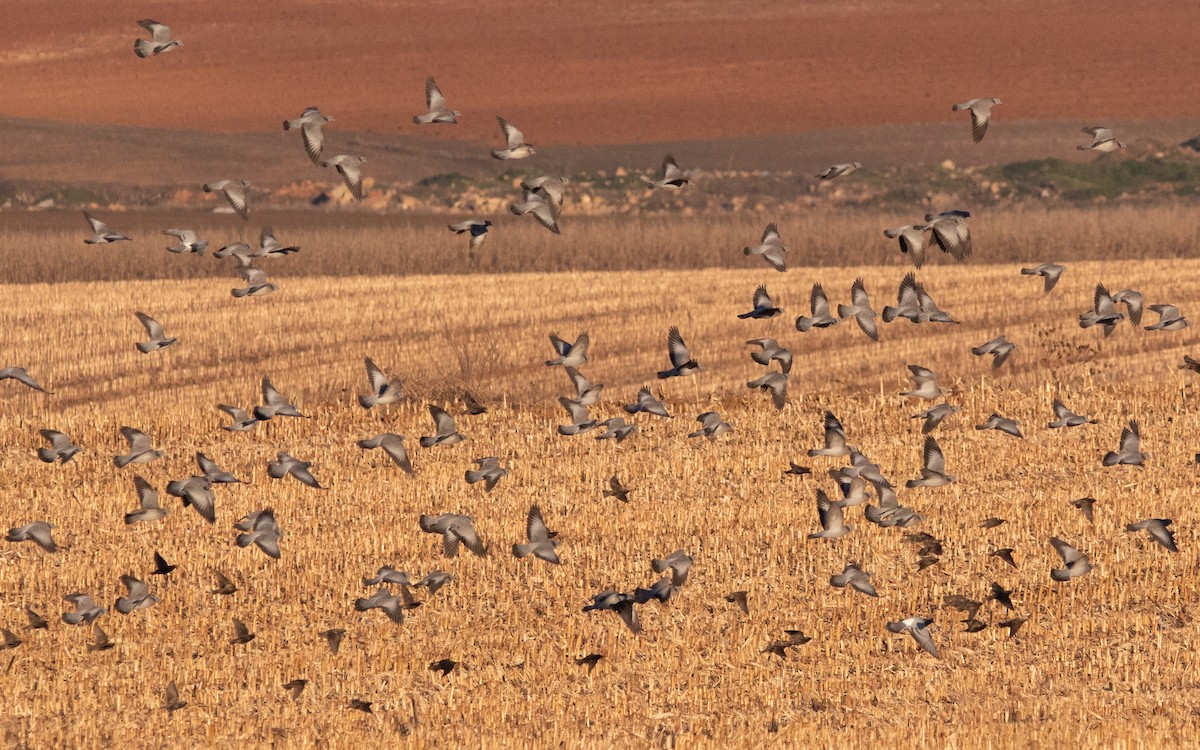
<box><xmin>1</xmin><ymin>218</ymin><xmax>1200</xmax><ymax>747</ymax></box>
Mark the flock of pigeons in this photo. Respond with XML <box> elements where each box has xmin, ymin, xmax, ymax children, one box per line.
<box><xmin>0</xmin><ymin>17</ymin><xmax>1187</xmax><ymax>715</ymax></box>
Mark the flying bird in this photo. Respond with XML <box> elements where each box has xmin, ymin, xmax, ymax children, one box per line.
<box><xmin>114</xmin><ymin>427</ymin><xmax>162</xmax><ymax>468</ymax></box>
<box><xmin>1125</xmin><ymin>519</ymin><xmax>1177</xmax><ymax>552</ymax></box>
<box><xmin>557</xmin><ymin>397</ymin><xmax>596</xmax><ymax>436</ymax></box>
<box><xmin>657</xmin><ymin>327</ymin><xmax>703</xmax><ymax>378</ymax></box>
<box><xmin>419</xmin><ymin>514</ymin><xmax>487</xmax><ymax>557</ymax></box>
<box><xmin>688</xmin><ymin>411</ymin><xmax>732</xmax><ymax>440</ymax></box>
<box><xmin>115</xmin><ymin>576</ymin><xmax>158</xmax><ymax>614</ymax></box>
<box><xmin>420</xmin><ymin>405</ymin><xmax>466</xmax><ymax>447</ymax></box>
<box><xmin>449</xmin><ymin>219</ymin><xmax>492</xmax><ymax>254</ymax></box>
<box><xmin>509</xmin><ymin>189</ymin><xmax>560</xmax><ymax>234</ymax></box>
<box><xmin>829</xmin><ymin>563</ymin><xmax>878</xmax><ymax>597</ymax></box>
<box><xmin>134</xmin><ymin>312</ymin><xmax>176</xmax><ymax>353</ymax></box>
<box><xmin>235</xmin><ymin>508</ymin><xmax>281</xmax><ymax>558</ymax></box>
<box><xmin>414</xmin><ymin>76</ymin><xmax>460</xmax><ymax>124</ymax></box>
<box><xmin>808</xmin><ymin>490</ymin><xmax>851</xmax><ymax>539</ymax></box>
<box><xmin>492</xmin><ymin>117</ymin><xmax>534</xmax><ymax>160</ymax></box>
<box><xmin>1145</xmin><ymin>304</ymin><xmax>1188</xmax><ymax>331</ymax></box>
<box><xmin>725</xmin><ymin>591</ymin><xmax>749</xmax><ymax>614</ymax></box>
<box><xmin>6</xmin><ymin>521</ymin><xmax>58</xmax><ymax>552</ymax></box>
<box><xmin>747</xmin><ymin>372</ymin><xmax>788</xmax><ymax>410</ymax></box>
<box><xmin>512</xmin><ymin>505</ymin><xmax>561</xmax><ymax>564</ymax></box>
<box><xmin>358</xmin><ymin>434</ymin><xmax>413</xmax><ymax>473</ymax></box>
<box><xmin>230</xmin><ymin>266</ymin><xmax>277</xmax><ymax>298</ymax></box>
<box><xmin>268</xmin><ymin>453</ymin><xmax>325</xmax><ymax>489</ymax></box>
<box><xmin>1021</xmin><ymin>263</ymin><xmax>1065</xmax><ymax>293</ymax></box>
<box><xmin>971</xmin><ymin>336</ymin><xmax>1016</xmax><ymax>369</ymax></box>
<box><xmin>217</xmin><ymin>404</ymin><xmax>258</xmax><ymax>431</ymax></box>
<box><xmin>37</xmin><ymin>429</ymin><xmax>80</xmax><ymax>464</ymax></box>
<box><xmin>1078</xmin><ymin>126</ymin><xmax>1126</xmax><ymax>152</ymax></box>
<box><xmin>923</xmin><ymin>210</ymin><xmax>972</xmax><ymax>261</ymax></box>
<box><xmin>197</xmin><ymin>452</ymin><xmax>241</xmax><ymax>484</ymax></box>
<box><xmin>795</xmin><ymin>283</ymin><xmax>838</xmax><ymax>331</ymax></box>
<box><xmin>1112</xmin><ymin>289</ymin><xmax>1144</xmax><ymax>325</ymax></box>
<box><xmin>322</xmin><ymin>155</ymin><xmax>368</xmax><ymax>200</ymax></box>
<box><xmin>645</xmin><ymin>154</ymin><xmax>690</xmax><ymax>189</ymax></box>
<box><xmin>202</xmin><ymin>180</ymin><xmax>251</xmax><ymax>220</ymax></box>
<box><xmin>883</xmin><ymin>226</ymin><xmax>928</xmax><ymax>269</ymax></box>
<box><xmin>837</xmin><ymin>278</ymin><xmax>879</xmax><ymax>341</ymax></box>
<box><xmin>359</xmin><ymin>357</ymin><xmax>404</xmax><ymax>409</ymax></box>
<box><xmin>125</xmin><ymin>476</ymin><xmax>168</xmax><ymax>524</ymax></box>
<box><xmin>283</xmin><ymin>679</ymin><xmax>308</xmax><ymax>701</ymax></box>
<box><xmin>912</xmin><ymin>404</ymin><xmax>957</xmax><ymax>434</ymax></box>
<box><xmin>1048</xmin><ymin>399</ymin><xmax>1097</xmax><ymax>428</ymax></box>
<box><xmin>582</xmin><ymin>591</ymin><xmax>641</xmax><ymax>634</ymax></box>
<box><xmin>975</xmin><ymin>413</ymin><xmax>1022</xmax><ymax>438</ymax></box>
<box><xmin>465</xmin><ymin>457</ymin><xmax>509</xmax><ymax>491</ymax></box>
<box><xmin>595</xmin><ymin>417</ymin><xmax>638</xmax><ymax>442</ymax></box>
<box><xmin>133</xmin><ymin>19</ymin><xmax>182</xmax><ymax>57</ymax></box>
<box><xmin>283</xmin><ymin>107</ymin><xmax>333</xmax><ymax>164</ymax></box>
<box><xmin>88</xmin><ymin>624</ymin><xmax>115</xmax><ymax>651</ymax></box>
<box><xmin>743</xmin><ymin>223</ymin><xmax>787</xmax><ymax>272</ymax></box>
<box><xmin>83</xmin><ymin>211</ymin><xmax>131</xmax><ymax>244</ymax></box>
<box><xmin>951</xmin><ymin>98</ymin><xmax>1001</xmax><ymax>143</ymax></box>
<box><xmin>738</xmin><ymin>285</ymin><xmax>783</xmax><ymax>319</ymax></box>
<box><xmin>746</xmin><ymin>338</ymin><xmax>792</xmax><ymax>374</ymax></box>
<box><xmin>906</xmin><ymin>435</ymin><xmax>955</xmax><ymax>488</ymax></box>
<box><xmin>62</xmin><ymin>594</ymin><xmax>105</xmax><ymax>625</ymax></box>
<box><xmin>603</xmin><ymin>475</ymin><xmax>632</xmax><ymax>503</ymax></box>
<box><xmin>565</xmin><ymin>367</ymin><xmax>604</xmax><ymax>406</ymax></box>
<box><xmin>163</xmin><ymin>228</ymin><xmax>208</xmax><ymax>254</ymax></box>
<box><xmin>163</xmin><ymin>682</ymin><xmax>187</xmax><ymax>712</ymax></box>
<box><xmin>1050</xmin><ymin>537</ymin><xmax>1093</xmax><ymax>581</ymax></box>
<box><xmin>546</xmin><ymin>332</ymin><xmax>590</xmax><ymax>367</ymax></box>
<box><xmin>521</xmin><ymin>176</ymin><xmax>570</xmax><ymax>212</ymax></box>
<box><xmin>354</xmin><ymin>587</ymin><xmax>415</xmax><ymax>623</ymax></box>
<box><xmin>900</xmin><ymin>365</ymin><xmax>944</xmax><ymax>400</ymax></box>
<box><xmin>817</xmin><ymin>162</ymin><xmax>861</xmax><ymax>180</ymax></box>
<box><xmin>254</xmin><ymin>378</ymin><xmax>305</xmax><ymax>420</ymax></box>
<box><xmin>808</xmin><ymin>411</ymin><xmax>850</xmax><ymax>457</ymax></box>
<box><xmin>1072</xmin><ymin>497</ymin><xmax>1096</xmax><ymax>523</ymax></box>
<box><xmin>1079</xmin><ymin>284</ymin><xmax>1125</xmax><ymax>336</ymax></box>
<box><xmin>165</xmin><ymin>476</ymin><xmax>216</xmax><ymax>523</ymax></box>
<box><xmin>886</xmin><ymin>617</ymin><xmax>940</xmax><ymax>658</ymax></box>
<box><xmin>229</xmin><ymin>618</ymin><xmax>256</xmax><ymax>644</ymax></box>
<box><xmin>1102</xmin><ymin>420</ymin><xmax>1145</xmax><ymax>466</ymax></box>
<box><xmin>320</xmin><ymin>628</ymin><xmax>347</xmax><ymax>654</ymax></box>
<box><xmin>151</xmin><ymin>551</ymin><xmax>176</xmax><ymax>576</ymax></box>
<box><xmin>623</xmin><ymin>386</ymin><xmax>671</xmax><ymax>417</ymax></box>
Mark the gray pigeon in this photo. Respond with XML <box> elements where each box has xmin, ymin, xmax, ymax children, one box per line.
<box><xmin>808</xmin><ymin>411</ymin><xmax>850</xmax><ymax>457</ymax></box>
<box><xmin>1049</xmin><ymin>537</ymin><xmax>1093</xmax><ymax>581</ymax></box>
<box><xmin>912</xmin><ymin>404</ymin><xmax>956</xmax><ymax>434</ymax></box>
<box><xmin>235</xmin><ymin>508</ymin><xmax>281</xmax><ymax>559</ymax></box>
<box><xmin>133</xmin><ymin>19</ymin><xmax>182</xmax><ymax>57</ymax></box>
<box><xmin>688</xmin><ymin>411</ymin><xmax>731</xmax><ymax>440</ymax></box>
<box><xmin>63</xmin><ymin>594</ymin><xmax>105</xmax><ymax>625</ymax></box>
<box><xmin>354</xmin><ymin>586</ymin><xmax>413</xmax><ymax>623</ymax></box>
<box><xmin>745</xmin><ymin>338</ymin><xmax>792</xmax><ymax>374</ymax></box>
<box><xmin>975</xmin><ymin>413</ymin><xmax>1022</xmax><ymax>438</ymax></box>
<box><xmin>1021</xmin><ymin>263</ymin><xmax>1065</xmax><ymax>293</ymax></box>
<box><xmin>623</xmin><ymin>386</ymin><xmax>671</xmax><ymax>417</ymax></box>
<box><xmin>652</xmin><ymin>550</ymin><xmax>693</xmax><ymax>586</ymax></box>
<box><xmin>886</xmin><ymin>616</ymin><xmax>940</xmax><ymax>658</ymax></box>
<box><xmin>231</xmin><ymin>266</ymin><xmax>277</xmax><ymax>298</ymax></box>
<box><xmin>1125</xmin><ymin>519</ymin><xmax>1177</xmax><ymax>553</ymax></box>
<box><xmin>582</xmin><ymin>591</ymin><xmax>641</xmax><ymax>634</ymax></box>
<box><xmin>419</xmin><ymin>514</ymin><xmax>487</xmax><ymax>557</ymax></box>
<box><xmin>971</xmin><ymin>336</ymin><xmax>1015</xmax><ymax>370</ymax></box>
<box><xmin>1048</xmin><ymin>399</ymin><xmax>1096</xmax><ymax>428</ymax></box>
<box><xmin>465</xmin><ymin>457</ymin><xmax>509</xmax><ymax>491</ymax></box>
<box><xmin>923</xmin><ymin>210</ymin><xmax>972</xmax><ymax>260</ymax></box>
<box><xmin>420</xmin><ymin>405</ymin><xmax>466</xmax><ymax>447</ymax></box>
<box><xmin>906</xmin><ymin>436</ymin><xmax>955</xmax><ymax>488</ymax></box>
<box><xmin>268</xmin><ymin>453</ymin><xmax>325</xmax><ymax>489</ymax></box>
<box><xmin>163</xmin><ymin>228</ymin><xmax>207</xmax><ymax>254</ymax></box>
<box><xmin>830</xmin><ymin>563</ymin><xmax>879</xmax><ymax>597</ymax></box>
<box><xmin>0</xmin><ymin>367</ymin><xmax>50</xmax><ymax>393</ymax></box>
<box><xmin>197</xmin><ymin>453</ymin><xmax>241</xmax><ymax>484</ymax></box>
<box><xmin>124</xmin><ymin>476</ymin><xmax>168</xmax><ymax>524</ymax></box>
<box><xmin>900</xmin><ymin>365</ymin><xmax>944</xmax><ymax>400</ymax></box>
<box><xmin>1078</xmin><ymin>126</ymin><xmax>1125</xmax><ymax>152</ymax></box>
<box><xmin>883</xmin><ymin>226</ymin><xmax>928</xmax><ymax>269</ymax></box>
<box><xmin>6</xmin><ymin>521</ymin><xmax>58</xmax><ymax>552</ymax></box>
<box><xmin>557</xmin><ymin>397</ymin><xmax>597</xmax><ymax>436</ymax></box>
<box><xmin>134</xmin><ymin>312</ymin><xmax>176</xmax><ymax>353</ymax></box>
<box><xmin>738</xmin><ymin>285</ymin><xmax>783</xmax><ymax>319</ymax></box>
<box><xmin>512</xmin><ymin>505</ymin><xmax>560</xmax><ymax>564</ymax></box>
<box><xmin>817</xmin><ymin>162</ymin><xmax>861</xmax><ymax>180</ymax></box>
<box><xmin>363</xmin><ymin>566</ymin><xmax>412</xmax><ymax>587</ymax></box>
<box><xmin>604</xmin><ymin>475</ymin><xmax>632</xmax><ymax>503</ymax></box>
<box><xmin>217</xmin><ymin>404</ymin><xmax>258</xmax><ymax>431</ymax></box>
<box><xmin>645</xmin><ymin>154</ymin><xmax>689</xmax><ymax>190</ymax></box>
<box><xmin>114</xmin><ymin>427</ymin><xmax>162</xmax><ymax>468</ymax></box>
<box><xmin>1079</xmin><ymin>284</ymin><xmax>1125</xmax><ymax>335</ymax></box>
<box><xmin>415</xmin><ymin>75</ymin><xmax>456</xmax><ymax>123</ymax></box>
<box><xmin>837</xmin><ymin>278</ymin><xmax>879</xmax><ymax>341</ymax></box>
<box><xmin>449</xmin><ymin>219</ymin><xmax>492</xmax><ymax>255</ymax></box>
<box><xmin>1102</xmin><ymin>420</ymin><xmax>1145</xmax><ymax>466</ymax></box>
<box><xmin>509</xmin><ymin>189</ymin><xmax>560</xmax><ymax>234</ymax></box>
<box><xmin>657</xmin><ymin>327</ymin><xmax>702</xmax><ymax>378</ymax></box>
<box><xmin>795</xmin><ymin>283</ymin><xmax>838</xmax><ymax>331</ymax></box>
<box><xmin>808</xmin><ymin>490</ymin><xmax>851</xmax><ymax>539</ymax></box>
<box><xmin>565</xmin><ymin>367</ymin><xmax>603</xmax><ymax>406</ymax></box>
<box><xmin>38</xmin><ymin>429</ymin><xmax>80</xmax><ymax>463</ymax></box>
<box><xmin>358</xmin><ymin>434</ymin><xmax>413</xmax><ymax>473</ymax></box>
<box><xmin>747</xmin><ymin>372</ymin><xmax>788</xmax><ymax>410</ymax></box>
<box><xmin>322</xmin><ymin>155</ymin><xmax>368</xmax><ymax>200</ymax></box>
<box><xmin>546</xmin><ymin>332</ymin><xmax>589</xmax><ymax>367</ymax></box>
<box><xmin>359</xmin><ymin>357</ymin><xmax>404</xmax><ymax>409</ymax></box>
<box><xmin>951</xmin><ymin>98</ymin><xmax>1001</xmax><ymax>143</ymax></box>
<box><xmin>83</xmin><ymin>211</ymin><xmax>131</xmax><ymax>244</ymax></box>
<box><xmin>864</xmin><ymin>481</ymin><xmax>922</xmax><ymax>528</ymax></box>
<box><xmin>595</xmin><ymin>417</ymin><xmax>638</xmax><ymax>442</ymax></box>
<box><xmin>743</xmin><ymin>223</ymin><xmax>787</xmax><ymax>272</ymax></box>
<box><xmin>1112</xmin><ymin>290</ymin><xmax>1144</xmax><ymax>325</ymax></box>
<box><xmin>1145</xmin><ymin>304</ymin><xmax>1188</xmax><ymax>331</ymax></box>
<box><xmin>254</xmin><ymin>378</ymin><xmax>306</xmax><ymax>420</ymax></box>
<box><xmin>166</xmin><ymin>476</ymin><xmax>216</xmax><ymax>523</ymax></box>
<box><xmin>115</xmin><ymin>575</ymin><xmax>158</xmax><ymax>614</ymax></box>
<box><xmin>413</xmin><ymin>571</ymin><xmax>454</xmax><ymax>594</ymax></box>
<box><xmin>283</xmin><ymin>107</ymin><xmax>333</xmax><ymax>165</ymax></box>
<box><xmin>202</xmin><ymin>180</ymin><xmax>251</xmax><ymax>220</ymax></box>
<box><xmin>492</xmin><ymin>117</ymin><xmax>535</xmax><ymax>160</ymax></box>
<box><xmin>521</xmin><ymin>176</ymin><xmax>570</xmax><ymax>213</ymax></box>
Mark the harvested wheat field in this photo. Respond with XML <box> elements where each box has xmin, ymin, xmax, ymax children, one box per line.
<box><xmin>2</xmin><ymin>257</ymin><xmax>1199</xmax><ymax>747</ymax></box>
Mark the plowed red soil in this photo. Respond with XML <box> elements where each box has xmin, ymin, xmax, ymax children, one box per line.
<box><xmin>3</xmin><ymin>1</ymin><xmax>1199</xmax><ymax>145</ymax></box>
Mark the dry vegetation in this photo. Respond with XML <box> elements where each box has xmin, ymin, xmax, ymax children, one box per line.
<box><xmin>2</xmin><ymin>232</ymin><xmax>1200</xmax><ymax>746</ymax></box>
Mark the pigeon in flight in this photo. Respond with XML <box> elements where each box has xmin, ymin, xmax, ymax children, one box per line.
<box><xmin>645</xmin><ymin>154</ymin><xmax>690</xmax><ymax>190</ymax></box>
<box><xmin>83</xmin><ymin>211</ymin><xmax>131</xmax><ymax>244</ymax></box>
<box><xmin>124</xmin><ymin>476</ymin><xmax>168</xmax><ymax>524</ymax></box>
<box><xmin>657</xmin><ymin>327</ymin><xmax>702</xmax><ymax>378</ymax></box>
<box><xmin>492</xmin><ymin>117</ymin><xmax>534</xmax><ymax>160</ymax></box>
<box><xmin>817</xmin><ymin>162</ymin><xmax>861</xmax><ymax>180</ymax></box>
<box><xmin>509</xmin><ymin>189</ymin><xmax>560</xmax><ymax>234</ymax></box>
<box><xmin>923</xmin><ymin>211</ymin><xmax>972</xmax><ymax>261</ymax></box>
<box><xmin>114</xmin><ymin>427</ymin><xmax>162</xmax><ymax>468</ymax></box>
<box><xmin>976</xmin><ymin>413</ymin><xmax>1023</xmax><ymax>438</ymax></box>
<box><xmin>565</xmin><ymin>366</ymin><xmax>603</xmax><ymax>406</ymax></box>
<box><xmin>1145</xmin><ymin>304</ymin><xmax>1188</xmax><ymax>331</ymax></box>
<box><xmin>513</xmin><ymin>505</ymin><xmax>561</xmax><ymax>564</ymax></box>
<box><xmin>582</xmin><ymin>591</ymin><xmax>640</xmax><ymax>634</ymax></box>
<box><xmin>900</xmin><ymin>365</ymin><xmax>944</xmax><ymax>400</ymax></box>
<box><xmin>747</xmin><ymin>372</ymin><xmax>788</xmax><ymax>410</ymax></box>
<box><xmin>594</xmin><ymin>417</ymin><xmax>638</xmax><ymax>442</ymax></box>
<box><xmin>88</xmin><ymin>624</ymin><xmax>115</xmax><ymax>651</ymax></box>
<box><xmin>166</xmin><ymin>476</ymin><xmax>216</xmax><ymax>523</ymax></box>
<box><xmin>688</xmin><ymin>411</ymin><xmax>731</xmax><ymax>440</ymax></box>
<box><xmin>1102</xmin><ymin>420</ymin><xmax>1145</xmax><ymax>466</ymax></box>
<box><xmin>912</xmin><ymin>404</ymin><xmax>956</xmax><ymax>434</ymax></box>
<box><xmin>795</xmin><ymin>283</ymin><xmax>838</xmax><ymax>332</ymax></box>
<box><xmin>358</xmin><ymin>434</ymin><xmax>413</xmax><ymax>473</ymax></box>
<box><xmin>743</xmin><ymin>223</ymin><xmax>787</xmax><ymax>272</ymax></box>
<box><xmin>231</xmin><ymin>266</ymin><xmax>277</xmax><ymax>298</ymax></box>
<box><xmin>115</xmin><ymin>575</ymin><xmax>158</xmax><ymax>614</ymax></box>
<box><xmin>971</xmin><ymin>336</ymin><xmax>1016</xmax><ymax>370</ymax></box>
<box><xmin>952</xmin><ymin>98</ymin><xmax>1001</xmax><ymax>143</ymax></box>
<box><xmin>1078</xmin><ymin>126</ymin><xmax>1125</xmax><ymax>152</ymax></box>
<box><xmin>623</xmin><ymin>386</ymin><xmax>671</xmax><ymax>417</ymax></box>
<box><xmin>254</xmin><ymin>378</ymin><xmax>305</xmax><ymax>420</ymax></box>
<box><xmin>37</xmin><ymin>429</ymin><xmax>80</xmax><ymax>464</ymax></box>
<box><xmin>521</xmin><ymin>176</ymin><xmax>570</xmax><ymax>213</ymax></box>
<box><xmin>359</xmin><ymin>357</ymin><xmax>404</xmax><ymax>409</ymax></box>
<box><xmin>354</xmin><ymin>587</ymin><xmax>415</xmax><ymax>623</ymax></box>
<box><xmin>235</xmin><ymin>508</ymin><xmax>282</xmax><ymax>559</ymax></box>
<box><xmin>134</xmin><ymin>312</ymin><xmax>176</xmax><ymax>353</ymax></box>
<box><xmin>1125</xmin><ymin>519</ymin><xmax>1177</xmax><ymax>552</ymax></box>
<box><xmin>1021</xmin><ymin>263</ymin><xmax>1065</xmax><ymax>293</ymax></box>
<box><xmin>1050</xmin><ymin>537</ymin><xmax>1093</xmax><ymax>581</ymax></box>
<box><xmin>886</xmin><ymin>616</ymin><xmax>940</xmax><ymax>658</ymax></box>
<box><xmin>322</xmin><ymin>155</ymin><xmax>368</xmax><ymax>200</ymax></box>
<box><xmin>745</xmin><ymin>338</ymin><xmax>792</xmax><ymax>374</ymax></box>
<box><xmin>1072</xmin><ymin>497</ymin><xmax>1096</xmax><ymax>523</ymax></box>
<box><xmin>413</xmin><ymin>571</ymin><xmax>454</xmax><ymax>595</ymax></box>
<box><xmin>283</xmin><ymin>107</ymin><xmax>333</xmax><ymax>165</ymax></box>
<box><xmin>830</xmin><ymin>563</ymin><xmax>878</xmax><ymax>597</ymax></box>
<box><xmin>808</xmin><ymin>490</ymin><xmax>851</xmax><ymax>539</ymax></box>
<box><xmin>1112</xmin><ymin>289</ymin><xmax>1144</xmax><ymax>326</ymax></box>
<box><xmin>1079</xmin><ymin>284</ymin><xmax>1125</xmax><ymax>335</ymax></box>
<box><xmin>217</xmin><ymin>404</ymin><xmax>258</xmax><ymax>431</ymax></box>
<box><xmin>906</xmin><ymin>436</ymin><xmax>955</xmax><ymax>488</ymax></box>
<box><xmin>738</xmin><ymin>285</ymin><xmax>783</xmax><ymax>319</ymax></box>
<box><xmin>557</xmin><ymin>397</ymin><xmax>597</xmax><ymax>435</ymax></box>
<box><xmin>808</xmin><ymin>411</ymin><xmax>850</xmax><ymax>458</ymax></box>
<box><xmin>414</xmin><ymin>76</ymin><xmax>460</xmax><ymax>124</ymax></box>
<box><xmin>837</xmin><ymin>278</ymin><xmax>879</xmax><ymax>341</ymax></box>
<box><xmin>62</xmin><ymin>594</ymin><xmax>105</xmax><ymax>625</ymax></box>
<box><xmin>268</xmin><ymin>453</ymin><xmax>325</xmax><ymax>489</ymax></box>
<box><xmin>465</xmin><ymin>457</ymin><xmax>509</xmax><ymax>491</ymax></box>
<box><xmin>546</xmin><ymin>332</ymin><xmax>589</xmax><ymax>367</ymax></box>
<box><xmin>202</xmin><ymin>180</ymin><xmax>251</xmax><ymax>220</ymax></box>
<box><xmin>163</xmin><ymin>228</ymin><xmax>208</xmax><ymax>254</ymax></box>
<box><xmin>163</xmin><ymin>682</ymin><xmax>188</xmax><ymax>712</ymax></box>
<box><xmin>420</xmin><ymin>514</ymin><xmax>487</xmax><ymax>557</ymax></box>
<box><xmin>1047</xmin><ymin>399</ymin><xmax>1096</xmax><ymax>428</ymax></box>
<box><xmin>603</xmin><ymin>475</ymin><xmax>632</xmax><ymax>503</ymax></box>
<box><xmin>449</xmin><ymin>219</ymin><xmax>492</xmax><ymax>254</ymax></box>
<box><xmin>6</xmin><ymin>521</ymin><xmax>58</xmax><ymax>552</ymax></box>
<box><xmin>883</xmin><ymin>226</ymin><xmax>928</xmax><ymax>269</ymax></box>
<box><xmin>420</xmin><ymin>405</ymin><xmax>466</xmax><ymax>447</ymax></box>
<box><xmin>133</xmin><ymin>19</ymin><xmax>182</xmax><ymax>57</ymax></box>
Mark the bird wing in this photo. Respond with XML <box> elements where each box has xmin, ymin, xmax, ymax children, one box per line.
<box><xmin>120</xmin><ymin>426</ymin><xmax>152</xmax><ymax>452</ymax></box>
<box><xmin>1050</xmin><ymin>537</ymin><xmax>1082</xmax><ymax>564</ymax></box>
<box><xmin>667</xmin><ymin>327</ymin><xmax>691</xmax><ymax>368</ymax></box>
<box><xmin>526</xmin><ymin>505</ymin><xmax>550</xmax><ymax>542</ymax></box>
<box><xmin>761</xmin><ymin>223</ymin><xmax>782</xmax><ymax>246</ymax></box>
<box><xmin>850</xmin><ymin>278</ymin><xmax>870</xmax><ymax>308</ymax></box>
<box><xmin>497</xmin><ymin>117</ymin><xmax>524</xmax><ymax>147</ymax></box>
<box><xmin>425</xmin><ymin>76</ymin><xmax>446</xmax><ymax>111</ymax></box>
<box><xmin>969</xmin><ymin>107</ymin><xmax>990</xmax><ymax>143</ymax></box>
<box><xmin>661</xmin><ymin>153</ymin><xmax>682</xmax><ymax>181</ymax></box>
<box><xmin>364</xmin><ymin>356</ymin><xmax>388</xmax><ymax>394</ymax></box>
<box><xmin>430</xmin><ymin>404</ymin><xmax>457</xmax><ymax>436</ymax></box>
<box><xmin>809</xmin><ymin>283</ymin><xmax>831</xmax><ymax>316</ymax></box>
<box><xmin>923</xmin><ymin>436</ymin><xmax>945</xmax><ymax>474</ymax></box>
<box><xmin>137</xmin><ymin>19</ymin><xmax>171</xmax><ymax>41</ymax></box>
<box><xmin>135</xmin><ymin>312</ymin><xmax>165</xmax><ymax>339</ymax></box>
<box><xmin>752</xmin><ymin>285</ymin><xmax>773</xmax><ymax>310</ymax></box>
<box><xmin>1119</xmin><ymin>421</ymin><xmax>1141</xmax><ymax>453</ymax></box>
